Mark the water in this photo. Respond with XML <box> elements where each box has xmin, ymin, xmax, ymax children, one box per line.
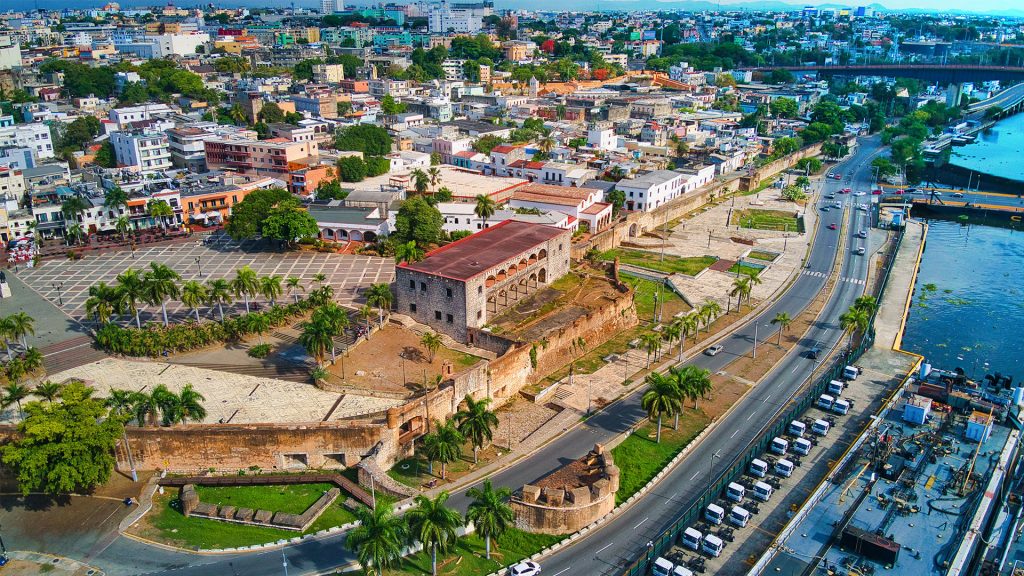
<box><xmin>901</xmin><ymin>219</ymin><xmax>1024</xmax><ymax>383</ymax></box>
<box><xmin>948</xmin><ymin>113</ymin><xmax>1024</xmax><ymax>183</ymax></box>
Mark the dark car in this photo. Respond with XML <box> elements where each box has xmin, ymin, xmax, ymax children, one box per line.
<box><xmin>807</xmin><ymin>347</ymin><xmax>822</xmax><ymax>360</ymax></box>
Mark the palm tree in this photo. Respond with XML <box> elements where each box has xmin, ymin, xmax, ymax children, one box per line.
<box><xmin>232</xmin><ymin>265</ymin><xmax>260</xmax><ymax>313</ymax></box>
<box><xmin>104</xmin><ymin>186</ymin><xmax>128</xmax><ymax>212</ymax></box>
<box><xmin>411</xmin><ymin>168</ymin><xmax>430</xmax><ymax>195</ymax></box>
<box><xmin>395</xmin><ymin>240</ymin><xmax>424</xmax><ymax>264</ymax></box>
<box><xmin>286</xmin><ymin>277</ymin><xmax>305</xmax><ymax>303</ymax></box>
<box><xmin>259</xmin><ymin>275</ymin><xmax>283</xmax><ymax>306</ymax></box>
<box><xmin>673</xmin><ymin>364</ymin><xmax>711</xmax><ymax>410</ymax></box>
<box><xmin>422</xmin><ymin>419</ymin><xmax>463</xmax><ymax>479</ymax></box>
<box><xmin>106</xmin><ymin>389</ymin><xmax>135</xmax><ymax>420</ymax></box>
<box><xmin>115</xmin><ymin>268</ymin><xmax>146</xmax><ymax>328</ymax></box>
<box><xmin>406</xmin><ymin>492</ymin><xmax>463</xmax><ymax>576</ymax></box>
<box><xmin>0</xmin><ymin>315</ymin><xmax>14</xmax><ymax>360</ymax></box>
<box><xmin>143</xmin><ymin>262</ymin><xmax>182</xmax><ymax>327</ymax></box>
<box><xmin>839</xmin><ymin>307</ymin><xmax>870</xmax><ymax>347</ymax></box>
<box><xmin>466</xmin><ymin>480</ymin><xmax>514</xmax><ymax>560</ymax></box>
<box><xmin>663</xmin><ymin>321</ymin><xmax>681</xmax><ymax>361</ymax></box>
<box><xmin>115</xmin><ymin>215</ymin><xmax>132</xmax><ymax>241</ymax></box>
<box><xmin>248</xmin><ymin>313</ymin><xmax>272</xmax><ymax>345</ymax></box>
<box><xmin>151</xmin><ymin>384</ymin><xmax>181</xmax><ymax>426</ymax></box>
<box><xmin>454</xmin><ymin>395</ymin><xmax>498</xmax><ymax>464</ymax></box>
<box><xmin>668</xmin><ymin>366</ymin><xmax>693</xmax><ymax>428</ymax></box>
<box><xmin>177</xmin><ymin>384</ymin><xmax>207</xmax><ymax>423</ymax></box>
<box><xmin>206</xmin><ymin>279</ymin><xmax>233</xmax><ymax>322</ymax></box>
<box><xmin>729</xmin><ymin>276</ymin><xmax>749</xmax><ymax>314</ymax></box>
<box><xmin>347</xmin><ymin>503</ymin><xmax>408</xmax><ymax>576</ymax></box>
<box><xmin>7</xmin><ymin>312</ymin><xmax>35</xmax><ymax>351</ymax></box>
<box><xmin>130</xmin><ymin>391</ymin><xmax>160</xmax><ymax>427</ymax></box>
<box><xmin>21</xmin><ymin>347</ymin><xmax>42</xmax><ymax>373</ymax></box>
<box><xmin>639</xmin><ymin>332</ymin><xmax>661</xmax><ymax>368</ymax></box>
<box><xmin>312</xmin><ymin>303</ymin><xmax>349</xmax><ymax>362</ymax></box>
<box><xmin>699</xmin><ymin>300</ymin><xmax>723</xmax><ymax>332</ymax></box>
<box><xmin>181</xmin><ymin>280</ymin><xmax>208</xmax><ymax>322</ymax></box>
<box><xmin>771</xmin><ymin>312</ymin><xmax>793</xmax><ymax>345</ymax></box>
<box><xmin>538</xmin><ymin>134</ymin><xmax>556</xmax><ymax>155</ymax></box>
<box><xmin>474</xmin><ymin>194</ymin><xmax>497</xmax><ymax>228</ymax></box>
<box><xmin>147</xmin><ymin>199</ymin><xmax>174</xmax><ymax>231</ymax></box>
<box><xmin>313</xmin><ymin>272</ymin><xmax>327</xmax><ymax>286</ymax></box>
<box><xmin>366</xmin><ymin>283</ymin><xmax>393</xmax><ymax>327</ymax></box>
<box><xmin>61</xmin><ymin>195</ymin><xmax>87</xmax><ymax>223</ymax></box>
<box><xmin>853</xmin><ymin>295</ymin><xmax>878</xmax><ymax>315</ymax></box>
<box><xmin>299</xmin><ymin>319</ymin><xmax>333</xmax><ymax>367</ymax></box>
<box><xmin>66</xmin><ymin>222</ymin><xmax>85</xmax><ymax>246</ymax></box>
<box><xmin>85</xmin><ymin>281</ymin><xmax>117</xmax><ymax>325</ymax></box>
<box><xmin>641</xmin><ymin>372</ymin><xmax>681</xmax><ymax>443</ymax></box>
<box><xmin>427</xmin><ymin>166</ymin><xmax>441</xmax><ymax>191</ymax></box>
<box><xmin>3</xmin><ymin>382</ymin><xmax>32</xmax><ymax>419</ymax></box>
<box><xmin>228</xmin><ymin>103</ymin><xmax>247</xmax><ymax>125</ymax></box>
<box><xmin>34</xmin><ymin>380</ymin><xmax>63</xmax><ymax>404</ymax></box>
<box><xmin>359</xmin><ymin>304</ymin><xmax>374</xmax><ymax>336</ymax></box>
<box><xmin>420</xmin><ymin>331</ymin><xmax>443</xmax><ymax>362</ymax></box>
<box><xmin>744</xmin><ymin>270</ymin><xmax>762</xmax><ymax>303</ymax></box>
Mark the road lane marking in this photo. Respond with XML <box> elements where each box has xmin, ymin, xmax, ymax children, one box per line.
<box><xmin>731</xmin><ymin>430</ymin><xmax>738</xmax><ymax>439</ymax></box>
<box><xmin>746</xmin><ymin>412</ymin><xmax>754</xmax><ymax>421</ymax></box>
<box><xmin>634</xmin><ymin>518</ymin><xmax>648</xmax><ymax>530</ymax></box>
<box><xmin>553</xmin><ymin>569</ymin><xmax>570</xmax><ymax>576</ymax></box>
<box><xmin>596</xmin><ymin>543</ymin><xmax>614</xmax><ymax>555</ymax></box>
<box><xmin>690</xmin><ymin>471</ymin><xmax>700</xmax><ymax>481</ymax></box>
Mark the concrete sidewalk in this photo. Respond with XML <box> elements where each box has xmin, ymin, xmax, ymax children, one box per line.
<box><xmin>874</xmin><ymin>220</ymin><xmax>926</xmax><ymax>351</ymax></box>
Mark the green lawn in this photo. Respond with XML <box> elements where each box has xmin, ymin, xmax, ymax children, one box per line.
<box><xmin>730</xmin><ymin>209</ymin><xmax>802</xmax><ymax>232</ymax></box>
<box><xmin>611</xmin><ymin>411</ymin><xmax>711</xmax><ymax>504</ymax></box>
<box><xmin>727</xmin><ymin>262</ymin><xmax>764</xmax><ymax>277</ymax></box>
<box><xmin>196</xmin><ymin>483</ymin><xmax>334</xmax><ymax>515</ymax></box>
<box><xmin>388</xmin><ymin>448</ymin><xmax>481</xmax><ymax>489</ymax></box>
<box><xmin>347</xmin><ymin>528</ymin><xmax>564</xmax><ymax>576</ymax></box>
<box><xmin>620</xmin><ymin>274</ymin><xmax>689</xmax><ymax>321</ymax></box>
<box><xmin>145</xmin><ymin>485</ymin><xmax>359</xmax><ymax>549</ymax></box>
<box><xmin>600</xmin><ymin>249</ymin><xmax>717</xmax><ymax>277</ymax></box>
<box><xmin>746</xmin><ymin>250</ymin><xmax>779</xmax><ymax>262</ymax></box>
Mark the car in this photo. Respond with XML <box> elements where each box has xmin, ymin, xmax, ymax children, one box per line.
<box><xmin>893</xmin><ymin>189</ymin><xmax>904</xmax><ymax>194</ymax></box>
<box><xmin>872</xmin><ymin>189</ymin><xmax>883</xmax><ymax>195</ymax></box>
<box><xmin>951</xmin><ymin>192</ymin><xmax>964</xmax><ymax>198</ymax></box>
<box><xmin>857</xmin><ymin>205</ymin><xmax>868</xmax><ymax>212</ymax></box>
<box><xmin>828</xmin><ymin>223</ymin><xmax>837</xmax><ymax>230</ymax></box>
<box><xmin>705</xmin><ymin>344</ymin><xmax>725</xmax><ymax>356</ymax></box>
<box><xmin>853</xmin><ymin>191</ymin><xmax>866</xmax><ymax>196</ymax></box>
<box><xmin>820</xmin><ymin>206</ymin><xmax>830</xmax><ymax>212</ymax></box>
<box><xmin>932</xmin><ymin>191</ymin><xmax>943</xmax><ymax>196</ymax></box>
<box><xmin>807</xmin><ymin>347</ymin><xmax>823</xmax><ymax>360</ymax></box>
<box><xmin>906</xmin><ymin>188</ymin><xmax>918</xmax><ymax>194</ymax></box>
<box><xmin>856</xmin><ymin>230</ymin><xmax>867</xmax><ymax>238</ymax></box>
<box><xmin>831</xmin><ymin>173</ymin><xmax>842</xmax><ymax>180</ymax></box>
<box><xmin>833</xmin><ymin>201</ymin><xmax>842</xmax><ymax>208</ymax></box>
<box><xmin>840</xmin><ymin>188</ymin><xmax>851</xmax><ymax>194</ymax></box>
<box><xmin>510</xmin><ymin>561</ymin><xmax>541</xmax><ymax>576</ymax></box>
<box><xmin>826</xmin><ymin>193</ymin><xmax>836</xmax><ymax>199</ymax></box>
<box><xmin>854</xmin><ymin>247</ymin><xmax>866</xmax><ymax>255</ymax></box>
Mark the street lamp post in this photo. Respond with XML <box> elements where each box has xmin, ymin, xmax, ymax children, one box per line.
<box><xmin>752</xmin><ymin>322</ymin><xmax>758</xmax><ymax>359</ymax></box>
<box><xmin>708</xmin><ymin>450</ymin><xmax>722</xmax><ymax>495</ymax></box>
<box><xmin>195</xmin><ymin>256</ymin><xmax>203</xmax><ymax>277</ymax></box>
<box><xmin>282</xmin><ymin>551</ymin><xmax>289</xmax><ymax>576</ymax></box>
<box><xmin>52</xmin><ymin>281</ymin><xmax>64</xmax><ymax>307</ymax></box>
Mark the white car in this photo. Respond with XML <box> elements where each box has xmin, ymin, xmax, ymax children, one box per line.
<box><xmin>853</xmin><ymin>191</ymin><xmax>866</xmax><ymax>196</ymax></box>
<box><xmin>705</xmin><ymin>344</ymin><xmax>725</xmax><ymax>356</ymax></box>
<box><xmin>951</xmin><ymin>192</ymin><xmax>964</xmax><ymax>198</ymax></box>
<box><xmin>510</xmin><ymin>561</ymin><xmax>542</xmax><ymax>576</ymax></box>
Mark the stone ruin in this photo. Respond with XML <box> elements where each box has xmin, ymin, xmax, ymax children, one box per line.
<box><xmin>180</xmin><ymin>484</ymin><xmax>341</xmax><ymax>532</ymax></box>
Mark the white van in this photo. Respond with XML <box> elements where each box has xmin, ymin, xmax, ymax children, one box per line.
<box><xmin>702</xmin><ymin>533</ymin><xmax>725</xmax><ymax>557</ymax></box>
<box><xmin>753</xmin><ymin>481</ymin><xmax>774</xmax><ymax>501</ymax></box>
<box><xmin>726</xmin><ymin>482</ymin><xmax>745</xmax><ymax>502</ymax></box>
<box><xmin>788</xmin><ymin>420</ymin><xmax>806</xmax><ymax>437</ymax></box>
<box><xmin>811</xmin><ymin>419</ymin><xmax>831</xmax><ymax>436</ymax></box>
<box><xmin>843</xmin><ymin>365</ymin><xmax>860</xmax><ymax>380</ymax></box>
<box><xmin>770</xmin><ymin>437</ymin><xmax>789</xmax><ymax>455</ymax></box>
<box><xmin>793</xmin><ymin>437</ymin><xmax>813</xmax><ymax>455</ymax></box>
<box><xmin>681</xmin><ymin>527</ymin><xmax>703</xmax><ymax>551</ymax></box>
<box><xmin>816</xmin><ymin>394</ymin><xmax>835</xmax><ymax>410</ymax></box>
<box><xmin>705</xmin><ymin>503</ymin><xmax>725</xmax><ymax>525</ymax></box>
<box><xmin>828</xmin><ymin>379</ymin><xmax>845</xmax><ymax>395</ymax></box>
<box><xmin>749</xmin><ymin>458</ymin><xmax>769</xmax><ymax>478</ymax></box>
<box><xmin>775</xmin><ymin>458</ymin><xmax>794</xmax><ymax>478</ymax></box>
<box><xmin>728</xmin><ymin>506</ymin><xmax>751</xmax><ymax>528</ymax></box>
<box><xmin>672</xmin><ymin>567</ymin><xmax>694</xmax><ymax>576</ymax></box>
<box><xmin>653</xmin><ymin>557</ymin><xmax>674</xmax><ymax>576</ymax></box>
<box><xmin>832</xmin><ymin>398</ymin><xmax>850</xmax><ymax>415</ymax></box>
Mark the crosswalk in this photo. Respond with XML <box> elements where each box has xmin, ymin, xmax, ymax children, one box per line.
<box><xmin>800</xmin><ymin>270</ymin><xmax>866</xmax><ymax>285</ymax></box>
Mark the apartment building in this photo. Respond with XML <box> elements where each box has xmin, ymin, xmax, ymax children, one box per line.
<box><xmin>616</xmin><ymin>170</ymin><xmax>687</xmax><ymax>212</ymax></box>
<box><xmin>293</xmin><ymin>91</ymin><xmax>339</xmax><ymax>119</ymax></box>
<box><xmin>0</xmin><ymin>123</ymin><xmax>54</xmax><ymax>160</ymax></box>
<box><xmin>312</xmin><ymin>63</ymin><xmax>345</xmax><ymax>84</ymax></box>
<box><xmin>110</xmin><ymin>130</ymin><xmax>173</xmax><ymax>176</ymax></box>
<box><xmin>166</xmin><ymin>127</ymin><xmax>209</xmax><ymax>172</ymax></box>
<box><xmin>204</xmin><ymin>137</ymin><xmax>318</xmax><ymax>177</ymax></box>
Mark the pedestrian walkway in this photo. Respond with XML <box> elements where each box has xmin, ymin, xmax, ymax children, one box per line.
<box><xmin>4</xmin><ymin>550</ymin><xmax>104</xmax><ymax>576</ymax></box>
<box><xmin>875</xmin><ymin>220</ymin><xmax>926</xmax><ymax>350</ymax></box>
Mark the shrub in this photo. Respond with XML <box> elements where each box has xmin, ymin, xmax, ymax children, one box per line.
<box><xmin>248</xmin><ymin>343</ymin><xmax>272</xmax><ymax>358</ymax></box>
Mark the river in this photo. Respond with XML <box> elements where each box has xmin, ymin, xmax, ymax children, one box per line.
<box><xmin>901</xmin><ymin>219</ymin><xmax>1024</xmax><ymax>383</ymax></box>
<box><xmin>948</xmin><ymin>113</ymin><xmax>1024</xmax><ymax>184</ymax></box>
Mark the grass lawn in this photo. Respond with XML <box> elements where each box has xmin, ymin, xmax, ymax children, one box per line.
<box><xmin>746</xmin><ymin>250</ymin><xmax>779</xmax><ymax>262</ymax></box>
<box><xmin>600</xmin><ymin>249</ymin><xmax>717</xmax><ymax>277</ymax></box>
<box><xmin>438</xmin><ymin>347</ymin><xmax>484</xmax><ymax>368</ymax></box>
<box><xmin>143</xmin><ymin>485</ymin><xmax>359</xmax><ymax>549</ymax></box>
<box><xmin>620</xmin><ymin>274</ymin><xmax>689</xmax><ymax>321</ymax></box>
<box><xmin>730</xmin><ymin>208</ymin><xmax>802</xmax><ymax>232</ymax></box>
<box><xmin>348</xmin><ymin>528</ymin><xmax>564</xmax><ymax>576</ymax></box>
<box><xmin>196</xmin><ymin>483</ymin><xmax>333</xmax><ymax>515</ymax></box>
<box><xmin>611</xmin><ymin>410</ymin><xmax>711</xmax><ymax>504</ymax></box>
<box><xmin>388</xmin><ymin>443</ymin><xmax>499</xmax><ymax>489</ymax></box>
<box><xmin>727</xmin><ymin>262</ymin><xmax>764</xmax><ymax>277</ymax></box>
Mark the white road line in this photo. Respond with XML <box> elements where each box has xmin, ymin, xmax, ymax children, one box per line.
<box><xmin>690</xmin><ymin>471</ymin><xmax>700</xmax><ymax>481</ymax></box>
<box><xmin>552</xmin><ymin>569</ymin><xmax>571</xmax><ymax>576</ymax></box>
<box><xmin>747</xmin><ymin>412</ymin><xmax>754</xmax><ymax>421</ymax></box>
<box><xmin>731</xmin><ymin>430</ymin><xmax>738</xmax><ymax>439</ymax></box>
<box><xmin>634</xmin><ymin>518</ymin><xmax>648</xmax><ymax>530</ymax></box>
<box><xmin>596</xmin><ymin>543</ymin><xmax>614</xmax><ymax>555</ymax></box>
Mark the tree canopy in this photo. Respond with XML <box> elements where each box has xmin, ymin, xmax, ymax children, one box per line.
<box><xmin>335</xmin><ymin>124</ymin><xmax>393</xmax><ymax>156</ymax></box>
<box><xmin>394</xmin><ymin>196</ymin><xmax>444</xmax><ymax>247</ymax></box>
<box><xmin>225</xmin><ymin>188</ymin><xmax>293</xmax><ymax>240</ymax></box>
<box><xmin>261</xmin><ymin>199</ymin><xmax>320</xmax><ymax>245</ymax></box>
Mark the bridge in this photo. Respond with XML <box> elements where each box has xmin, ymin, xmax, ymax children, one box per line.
<box><xmin>967</xmin><ymin>81</ymin><xmax>1024</xmax><ymax>117</ymax></box>
<box><xmin>745</xmin><ymin>64</ymin><xmax>1024</xmax><ymax>84</ymax></box>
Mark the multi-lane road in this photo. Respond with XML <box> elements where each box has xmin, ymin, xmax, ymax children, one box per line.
<box><xmin>91</xmin><ymin>137</ymin><xmax>886</xmax><ymax>576</ymax></box>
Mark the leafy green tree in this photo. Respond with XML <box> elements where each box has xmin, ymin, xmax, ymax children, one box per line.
<box><xmin>261</xmin><ymin>200</ymin><xmax>320</xmax><ymax>245</ymax></box>
<box><xmin>335</xmin><ymin>124</ymin><xmax>392</xmax><ymax>156</ymax></box>
<box><xmin>337</xmin><ymin>156</ymin><xmax>368</xmax><ymax>182</ymax></box>
<box><xmin>347</xmin><ymin>502</ymin><xmax>408</xmax><ymax>576</ymax></box>
<box><xmin>395</xmin><ymin>240</ymin><xmax>424</xmax><ymax>264</ymax></box>
<box><xmin>93</xmin><ymin>142</ymin><xmax>116</xmax><ymax>168</ymax></box>
<box><xmin>433</xmin><ymin>187</ymin><xmax>453</xmax><ymax>203</ymax></box>
<box><xmin>466</xmin><ymin>480</ymin><xmax>514</xmax><ymax>560</ymax></box>
<box><xmin>769</xmin><ymin>97</ymin><xmax>799</xmax><ymax>118</ymax></box>
<box><xmin>394</xmin><ymin>196</ymin><xmax>443</xmax><ymax>247</ymax></box>
<box><xmin>225</xmin><ymin>188</ymin><xmax>292</xmax><ymax>240</ymax></box>
<box><xmin>454</xmin><ymin>394</ymin><xmax>498</xmax><ymax>464</ymax></box>
<box><xmin>2</xmin><ymin>381</ymin><xmax>123</xmax><ymax>495</ymax></box>
<box><xmin>766</xmin><ymin>69</ymin><xmax>795</xmax><ymax>84</ymax></box>
<box><xmin>381</xmin><ymin>94</ymin><xmax>407</xmax><ymax>115</ymax></box>
<box><xmin>472</xmin><ymin>134</ymin><xmax>505</xmax><ymax>154</ymax></box>
<box><xmin>259</xmin><ymin>102</ymin><xmax>285</xmax><ymax>124</ymax></box>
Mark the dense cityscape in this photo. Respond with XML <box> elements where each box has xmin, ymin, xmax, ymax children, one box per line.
<box><xmin>0</xmin><ymin>2</ymin><xmax>1023</xmax><ymax>576</ymax></box>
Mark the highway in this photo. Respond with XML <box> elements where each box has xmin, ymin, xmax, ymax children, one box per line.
<box><xmin>95</xmin><ymin>138</ymin><xmax>884</xmax><ymax>576</ymax></box>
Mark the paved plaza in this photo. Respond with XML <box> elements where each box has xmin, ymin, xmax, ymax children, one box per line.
<box><xmin>13</xmin><ymin>233</ymin><xmax>394</xmax><ymax>325</ymax></box>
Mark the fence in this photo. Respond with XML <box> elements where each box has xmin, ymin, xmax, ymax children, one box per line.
<box><xmin>619</xmin><ymin>227</ymin><xmax>906</xmax><ymax>576</ymax></box>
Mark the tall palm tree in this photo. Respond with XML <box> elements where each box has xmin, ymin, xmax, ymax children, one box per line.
<box><xmin>115</xmin><ymin>215</ymin><xmax>132</xmax><ymax>241</ymax></box>
<box><xmin>232</xmin><ymin>265</ymin><xmax>260</xmax><ymax>313</ymax></box>
<box><xmin>668</xmin><ymin>366</ymin><xmax>693</xmax><ymax>428</ymax></box>
<box><xmin>406</xmin><ymin>491</ymin><xmax>463</xmax><ymax>576</ymax></box>
<box><xmin>228</xmin><ymin>103</ymin><xmax>247</xmax><ymax>125</ymax></box>
<box><xmin>151</xmin><ymin>384</ymin><xmax>181</xmax><ymax>426</ymax></box>
<box><xmin>66</xmin><ymin>222</ymin><xmax>85</xmax><ymax>246</ymax></box>
<box><xmin>286</xmin><ymin>277</ymin><xmax>305</xmax><ymax>303</ymax></box>
<box><xmin>729</xmin><ymin>276</ymin><xmax>749</xmax><ymax>314</ymax></box>
<box><xmin>744</xmin><ymin>270</ymin><xmax>762</xmax><ymax>303</ymax></box>
<box><xmin>839</xmin><ymin>307</ymin><xmax>870</xmax><ymax>347</ymax></box>
<box><xmin>673</xmin><ymin>364</ymin><xmax>711</xmax><ymax>410</ymax></box>
<box><xmin>422</xmin><ymin>419</ymin><xmax>463</xmax><ymax>479</ymax></box>
<box><xmin>34</xmin><ymin>380</ymin><xmax>63</xmax><ymax>404</ymax></box>
<box><xmin>771</xmin><ymin>312</ymin><xmax>793</xmax><ymax>345</ymax></box>
<box><xmin>411</xmin><ymin>168</ymin><xmax>430</xmax><ymax>195</ymax></box>
<box><xmin>248</xmin><ymin>313</ymin><xmax>271</xmax><ymax>345</ymax></box>
<box><xmin>86</xmin><ymin>282</ymin><xmax>118</xmax><ymax>325</ymax></box>
<box><xmin>395</xmin><ymin>240</ymin><xmax>424</xmax><ymax>264</ymax></box>
<box><xmin>177</xmin><ymin>384</ymin><xmax>207</xmax><ymax>423</ymax></box>
<box><xmin>466</xmin><ymin>480</ymin><xmax>514</xmax><ymax>560</ymax></box>
<box><xmin>259</xmin><ymin>275</ymin><xmax>283</xmax><ymax>306</ymax></box>
<box><xmin>347</xmin><ymin>503</ymin><xmax>408</xmax><ymax>576</ymax></box>
<box><xmin>21</xmin><ymin>347</ymin><xmax>42</xmax><ymax>373</ymax></box>
<box><xmin>61</xmin><ymin>195</ymin><xmax>87</xmax><ymax>223</ymax></box>
<box><xmin>699</xmin><ymin>300</ymin><xmax>723</xmax><ymax>332</ymax></box>
<box><xmin>641</xmin><ymin>372</ymin><xmax>681</xmax><ymax>443</ymax></box>
<box><xmin>106</xmin><ymin>389</ymin><xmax>135</xmax><ymax>420</ymax></box>
<box><xmin>143</xmin><ymin>262</ymin><xmax>181</xmax><ymax>327</ymax></box>
<box><xmin>115</xmin><ymin>268</ymin><xmax>147</xmax><ymax>328</ymax></box>
<box><xmin>454</xmin><ymin>395</ymin><xmax>498</xmax><ymax>464</ymax></box>
<box><xmin>427</xmin><ymin>166</ymin><xmax>441</xmax><ymax>191</ymax></box>
<box><xmin>147</xmin><ymin>199</ymin><xmax>174</xmax><ymax>231</ymax></box>
<box><xmin>0</xmin><ymin>316</ymin><xmax>14</xmax><ymax>360</ymax></box>
<box><xmin>474</xmin><ymin>194</ymin><xmax>497</xmax><ymax>228</ymax></box>
<box><xmin>206</xmin><ymin>279</ymin><xmax>233</xmax><ymax>322</ymax></box>
<box><xmin>180</xmin><ymin>280</ymin><xmax>208</xmax><ymax>322</ymax></box>
<box><xmin>312</xmin><ymin>303</ymin><xmax>349</xmax><ymax>362</ymax></box>
<box><xmin>639</xmin><ymin>332</ymin><xmax>661</xmax><ymax>368</ymax></box>
<box><xmin>853</xmin><ymin>295</ymin><xmax>878</xmax><ymax>315</ymax></box>
<box><xmin>537</xmin><ymin>134</ymin><xmax>556</xmax><ymax>155</ymax></box>
<box><xmin>7</xmin><ymin>312</ymin><xmax>35</xmax><ymax>351</ymax></box>
<box><xmin>299</xmin><ymin>319</ymin><xmax>333</xmax><ymax>367</ymax></box>
<box><xmin>670</xmin><ymin>316</ymin><xmax>690</xmax><ymax>360</ymax></box>
<box><xmin>366</xmin><ymin>283</ymin><xmax>393</xmax><ymax>327</ymax></box>
<box><xmin>420</xmin><ymin>331</ymin><xmax>443</xmax><ymax>362</ymax></box>
<box><xmin>130</xmin><ymin>391</ymin><xmax>160</xmax><ymax>427</ymax></box>
<box><xmin>2</xmin><ymin>382</ymin><xmax>32</xmax><ymax>419</ymax></box>
<box><xmin>359</xmin><ymin>304</ymin><xmax>374</xmax><ymax>335</ymax></box>
<box><xmin>663</xmin><ymin>322</ymin><xmax>681</xmax><ymax>361</ymax></box>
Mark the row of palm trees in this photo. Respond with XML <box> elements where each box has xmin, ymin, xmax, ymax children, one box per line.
<box><xmin>349</xmin><ymin>480</ymin><xmax>513</xmax><ymax>576</ymax></box>
<box><xmin>641</xmin><ymin>365</ymin><xmax>713</xmax><ymax>443</ymax></box>
<box><xmin>638</xmin><ymin>299</ymin><xmax>725</xmax><ymax>369</ymax></box>
<box><xmin>2</xmin><ymin>372</ymin><xmax>58</xmax><ymax>419</ymax></box>
<box><xmin>0</xmin><ymin>312</ymin><xmax>36</xmax><ymax>359</ymax></box>
<box><xmin>422</xmin><ymin>394</ymin><xmax>499</xmax><ymax>475</ymax></box>
<box><xmin>59</xmin><ymin>195</ymin><xmax>176</xmax><ymax>246</ymax></box>
<box><xmin>104</xmin><ymin>384</ymin><xmax>207</xmax><ymax>427</ymax></box>
<box><xmin>839</xmin><ymin>296</ymin><xmax>879</xmax><ymax>346</ymax></box>
<box><xmin>298</xmin><ymin>283</ymin><xmax>392</xmax><ymax>370</ymax></box>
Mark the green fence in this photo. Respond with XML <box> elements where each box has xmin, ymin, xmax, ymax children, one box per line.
<box><xmin>620</xmin><ymin>228</ymin><xmax>905</xmax><ymax>576</ymax></box>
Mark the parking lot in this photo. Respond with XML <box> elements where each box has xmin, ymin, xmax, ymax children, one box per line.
<box><xmin>14</xmin><ymin>233</ymin><xmax>394</xmax><ymax>325</ymax></box>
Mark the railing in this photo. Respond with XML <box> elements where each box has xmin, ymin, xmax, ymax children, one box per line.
<box><xmin>619</xmin><ymin>227</ymin><xmax>905</xmax><ymax>576</ymax></box>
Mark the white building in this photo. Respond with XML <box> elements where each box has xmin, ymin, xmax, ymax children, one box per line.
<box><xmin>435</xmin><ymin>201</ymin><xmax>513</xmax><ymax>234</ymax></box>
<box><xmin>0</xmin><ymin>124</ymin><xmax>54</xmax><ymax>161</ymax></box>
<box><xmin>109</xmin><ymin>104</ymin><xmax>174</xmax><ymax>129</ymax></box>
<box><xmin>616</xmin><ymin>169</ymin><xmax>687</xmax><ymax>212</ymax></box>
<box><xmin>110</xmin><ymin>130</ymin><xmax>173</xmax><ymax>175</ymax></box>
<box><xmin>117</xmin><ymin>33</ymin><xmax>209</xmax><ymax>58</ymax></box>
<box><xmin>321</xmin><ymin>0</ymin><xmax>345</xmax><ymax>13</ymax></box>
<box><xmin>587</xmin><ymin>126</ymin><xmax>617</xmax><ymax>151</ymax></box>
<box><xmin>428</xmin><ymin>1</ymin><xmax>485</xmax><ymax>34</ymax></box>
<box><xmin>0</xmin><ymin>36</ymin><xmax>22</xmax><ymax>70</ymax></box>
<box><xmin>0</xmin><ymin>166</ymin><xmax>26</xmax><ymax>204</ymax></box>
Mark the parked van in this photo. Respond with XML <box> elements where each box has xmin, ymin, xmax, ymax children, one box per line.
<box><xmin>812</xmin><ymin>419</ymin><xmax>831</xmax><ymax>436</ymax></box>
<box><xmin>775</xmin><ymin>459</ymin><xmax>794</xmax><ymax>478</ymax></box>
<box><xmin>816</xmin><ymin>394</ymin><xmax>835</xmax><ymax>410</ymax></box>
<box><xmin>726</xmin><ymin>482</ymin><xmax>745</xmax><ymax>502</ymax></box>
<box><xmin>653</xmin><ymin>557</ymin><xmax>674</xmax><ymax>576</ymax></box>
<box><xmin>793</xmin><ymin>437</ymin><xmax>813</xmax><ymax>456</ymax></box>
<box><xmin>843</xmin><ymin>365</ymin><xmax>860</xmax><ymax>380</ymax></box>
<box><xmin>705</xmin><ymin>503</ymin><xmax>725</xmax><ymax>525</ymax></box>
<box><xmin>672</xmin><ymin>567</ymin><xmax>694</xmax><ymax>576</ymax></box>
<box><xmin>681</xmin><ymin>527</ymin><xmax>703</xmax><ymax>551</ymax></box>
<box><xmin>753</xmin><ymin>481</ymin><xmax>774</xmax><ymax>501</ymax></box>
<box><xmin>770</xmin><ymin>437</ymin><xmax>789</xmax><ymax>455</ymax></box>
<box><xmin>828</xmin><ymin>380</ymin><xmax>845</xmax><ymax>395</ymax></box>
<box><xmin>788</xmin><ymin>420</ymin><xmax>806</xmax><ymax>437</ymax></box>
<box><xmin>832</xmin><ymin>398</ymin><xmax>850</xmax><ymax>415</ymax></box>
<box><xmin>749</xmin><ymin>458</ymin><xmax>769</xmax><ymax>478</ymax></box>
<box><xmin>728</xmin><ymin>506</ymin><xmax>751</xmax><ymax>528</ymax></box>
<box><xmin>702</xmin><ymin>534</ymin><xmax>725</xmax><ymax>557</ymax></box>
